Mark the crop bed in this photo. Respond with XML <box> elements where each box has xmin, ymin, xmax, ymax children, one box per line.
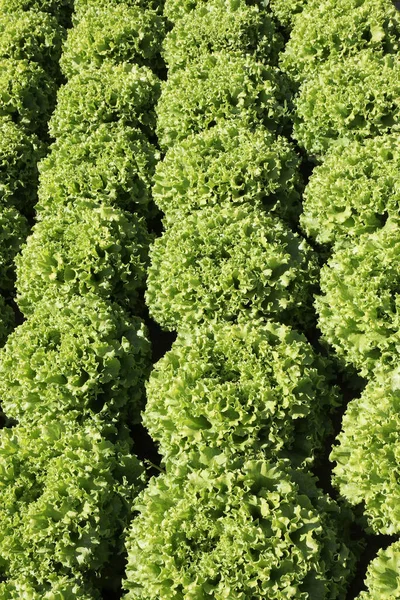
<box><xmin>0</xmin><ymin>0</ymin><xmax>399</xmax><ymax>598</ymax></box>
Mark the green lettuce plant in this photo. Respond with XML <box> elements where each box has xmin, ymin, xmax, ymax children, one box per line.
<box><xmin>163</xmin><ymin>0</ymin><xmax>283</xmax><ymax>71</ymax></box>
<box><xmin>38</xmin><ymin>123</ymin><xmax>158</xmax><ymax>216</ymax></box>
<box><xmin>0</xmin><ymin>293</ymin><xmax>151</xmax><ymax>424</ymax></box>
<box><xmin>16</xmin><ymin>200</ymin><xmax>151</xmax><ymax>315</ymax></box>
<box><xmin>0</xmin><ymin>59</ymin><xmax>56</xmax><ymax>134</ymax></box>
<box><xmin>293</xmin><ymin>51</ymin><xmax>400</xmax><ymax>157</ymax></box>
<box><xmin>123</xmin><ymin>454</ymin><xmax>357</xmax><ymax>599</ymax></box>
<box><xmin>153</xmin><ymin>121</ymin><xmax>302</xmax><ymax>225</ymax></box>
<box><xmin>316</xmin><ymin>219</ymin><xmax>400</xmax><ymax>376</ymax></box>
<box><xmin>301</xmin><ymin>135</ymin><xmax>400</xmax><ymax>245</ymax></box>
<box><xmin>49</xmin><ymin>62</ymin><xmax>160</xmax><ymax>140</ymax></box>
<box><xmin>357</xmin><ymin>541</ymin><xmax>400</xmax><ymax>599</ymax></box>
<box><xmin>144</xmin><ymin>319</ymin><xmax>339</xmax><ymax>469</ymax></box>
<box><xmin>156</xmin><ymin>51</ymin><xmax>290</xmax><ymax>149</ymax></box>
<box><xmin>281</xmin><ymin>0</ymin><xmax>400</xmax><ymax>82</ymax></box>
<box><xmin>0</xmin><ymin>419</ymin><xmax>144</xmax><ymax>590</ymax></box>
<box><xmin>0</xmin><ymin>0</ymin><xmax>73</xmax><ymax>25</ymax></box>
<box><xmin>331</xmin><ymin>369</ymin><xmax>400</xmax><ymax>535</ymax></box>
<box><xmin>60</xmin><ymin>5</ymin><xmax>165</xmax><ymax>78</ymax></box>
<box><xmin>146</xmin><ymin>203</ymin><xmax>318</xmax><ymax>331</ymax></box>
<box><xmin>0</xmin><ymin>10</ymin><xmax>65</xmax><ymax>77</ymax></box>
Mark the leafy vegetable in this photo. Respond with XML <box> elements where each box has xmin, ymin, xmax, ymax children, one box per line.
<box><xmin>0</xmin><ymin>59</ymin><xmax>56</xmax><ymax>134</ymax></box>
<box><xmin>0</xmin><ymin>10</ymin><xmax>65</xmax><ymax>77</ymax></box>
<box><xmin>144</xmin><ymin>319</ymin><xmax>339</xmax><ymax>469</ymax></box>
<box><xmin>268</xmin><ymin>0</ymin><xmax>307</xmax><ymax>27</ymax></box>
<box><xmin>281</xmin><ymin>0</ymin><xmax>400</xmax><ymax>82</ymax></box>
<box><xmin>163</xmin><ymin>0</ymin><xmax>206</xmax><ymax>21</ymax></box>
<box><xmin>0</xmin><ymin>295</ymin><xmax>14</xmax><ymax>346</ymax></box>
<box><xmin>0</xmin><ymin>0</ymin><xmax>73</xmax><ymax>26</ymax></box>
<box><xmin>16</xmin><ymin>199</ymin><xmax>151</xmax><ymax>315</ymax></box>
<box><xmin>301</xmin><ymin>135</ymin><xmax>400</xmax><ymax>245</ymax></box>
<box><xmin>60</xmin><ymin>5</ymin><xmax>165</xmax><ymax>78</ymax></box>
<box><xmin>316</xmin><ymin>219</ymin><xmax>400</xmax><ymax>376</ymax></box>
<box><xmin>163</xmin><ymin>0</ymin><xmax>283</xmax><ymax>71</ymax></box>
<box><xmin>0</xmin><ymin>119</ymin><xmax>44</xmax><ymax>214</ymax></box>
<box><xmin>0</xmin><ymin>576</ymin><xmax>101</xmax><ymax>600</ymax></box>
<box><xmin>331</xmin><ymin>369</ymin><xmax>400</xmax><ymax>535</ymax></box>
<box><xmin>73</xmin><ymin>0</ymin><xmax>162</xmax><ymax>21</ymax></box>
<box><xmin>156</xmin><ymin>51</ymin><xmax>290</xmax><ymax>149</ymax></box>
<box><xmin>38</xmin><ymin>123</ymin><xmax>158</xmax><ymax>216</ymax></box>
<box><xmin>49</xmin><ymin>62</ymin><xmax>160</xmax><ymax>140</ymax></box>
<box><xmin>293</xmin><ymin>51</ymin><xmax>400</xmax><ymax>157</ymax></box>
<box><xmin>0</xmin><ymin>205</ymin><xmax>29</xmax><ymax>292</ymax></box>
<box><xmin>123</xmin><ymin>454</ymin><xmax>357</xmax><ymax>599</ymax></box>
<box><xmin>146</xmin><ymin>203</ymin><xmax>319</xmax><ymax>331</ymax></box>
<box><xmin>153</xmin><ymin>121</ymin><xmax>302</xmax><ymax>225</ymax></box>
<box><xmin>0</xmin><ymin>293</ymin><xmax>151</xmax><ymax>424</ymax></box>
<box><xmin>0</xmin><ymin>419</ymin><xmax>144</xmax><ymax>589</ymax></box>
<box><xmin>357</xmin><ymin>541</ymin><xmax>400</xmax><ymax>599</ymax></box>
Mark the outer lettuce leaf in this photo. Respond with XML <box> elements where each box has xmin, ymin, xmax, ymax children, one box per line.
<box><xmin>49</xmin><ymin>62</ymin><xmax>160</xmax><ymax>140</ymax></box>
<box><xmin>73</xmin><ymin>0</ymin><xmax>162</xmax><ymax>21</ymax></box>
<box><xmin>0</xmin><ymin>420</ymin><xmax>144</xmax><ymax>588</ymax></box>
<box><xmin>156</xmin><ymin>51</ymin><xmax>290</xmax><ymax>149</ymax></box>
<box><xmin>357</xmin><ymin>541</ymin><xmax>400</xmax><ymax>599</ymax></box>
<box><xmin>293</xmin><ymin>51</ymin><xmax>400</xmax><ymax>157</ymax></box>
<box><xmin>0</xmin><ymin>59</ymin><xmax>56</xmax><ymax>134</ymax></box>
<box><xmin>123</xmin><ymin>454</ymin><xmax>357</xmax><ymax>599</ymax></box>
<box><xmin>316</xmin><ymin>219</ymin><xmax>400</xmax><ymax>376</ymax></box>
<box><xmin>0</xmin><ymin>575</ymin><xmax>101</xmax><ymax>600</ymax></box>
<box><xmin>301</xmin><ymin>135</ymin><xmax>400</xmax><ymax>245</ymax></box>
<box><xmin>0</xmin><ymin>0</ymin><xmax>73</xmax><ymax>26</ymax></box>
<box><xmin>60</xmin><ymin>5</ymin><xmax>165</xmax><ymax>78</ymax></box>
<box><xmin>281</xmin><ymin>0</ymin><xmax>400</xmax><ymax>82</ymax></box>
<box><xmin>0</xmin><ymin>293</ymin><xmax>151</xmax><ymax>424</ymax></box>
<box><xmin>0</xmin><ymin>295</ymin><xmax>14</xmax><ymax>347</ymax></box>
<box><xmin>0</xmin><ymin>119</ymin><xmax>44</xmax><ymax>214</ymax></box>
<box><xmin>144</xmin><ymin>319</ymin><xmax>339</xmax><ymax>469</ymax></box>
<box><xmin>16</xmin><ymin>199</ymin><xmax>152</xmax><ymax>315</ymax></box>
<box><xmin>0</xmin><ymin>205</ymin><xmax>29</xmax><ymax>292</ymax></box>
<box><xmin>0</xmin><ymin>10</ymin><xmax>65</xmax><ymax>78</ymax></box>
<box><xmin>38</xmin><ymin>123</ymin><xmax>158</xmax><ymax>217</ymax></box>
<box><xmin>153</xmin><ymin>121</ymin><xmax>302</xmax><ymax>225</ymax></box>
<box><xmin>163</xmin><ymin>0</ymin><xmax>283</xmax><ymax>71</ymax></box>
<box><xmin>331</xmin><ymin>370</ymin><xmax>400</xmax><ymax>534</ymax></box>
<box><xmin>268</xmin><ymin>0</ymin><xmax>307</xmax><ymax>27</ymax></box>
<box><xmin>146</xmin><ymin>203</ymin><xmax>319</xmax><ymax>331</ymax></box>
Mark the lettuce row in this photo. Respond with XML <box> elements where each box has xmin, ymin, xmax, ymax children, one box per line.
<box><xmin>0</xmin><ymin>1</ymin><xmax>165</xmax><ymax>595</ymax></box>
<box><xmin>144</xmin><ymin>320</ymin><xmax>339</xmax><ymax>469</ymax></box>
<box><xmin>126</xmin><ymin>0</ymin><xmax>358</xmax><ymax>597</ymax></box>
<box><xmin>283</xmin><ymin>0</ymin><xmax>400</xmax><ymax>589</ymax></box>
<box><xmin>331</xmin><ymin>368</ymin><xmax>400</xmax><ymax>535</ymax></box>
<box><xmin>0</xmin><ymin>1</ymin><xmax>71</xmax><ymax>343</ymax></box>
<box><xmin>123</xmin><ymin>455</ymin><xmax>357</xmax><ymax>600</ymax></box>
